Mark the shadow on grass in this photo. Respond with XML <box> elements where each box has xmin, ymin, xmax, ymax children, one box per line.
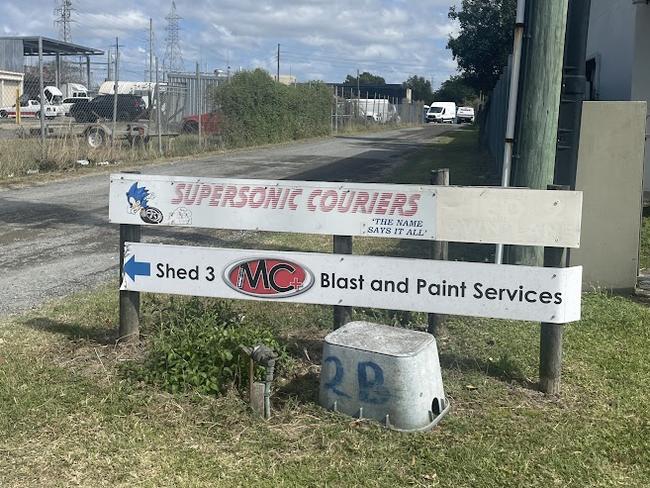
<box><xmin>274</xmin><ymin>335</ymin><xmax>323</xmax><ymax>406</ymax></box>
<box><xmin>276</xmin><ymin>371</ymin><xmax>320</xmax><ymax>406</ymax></box>
<box><xmin>21</xmin><ymin>316</ymin><xmax>116</xmax><ymax>345</ymax></box>
<box><xmin>439</xmin><ymin>351</ymin><xmax>536</xmax><ymax>389</ymax></box>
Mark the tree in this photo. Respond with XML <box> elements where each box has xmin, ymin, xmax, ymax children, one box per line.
<box><xmin>433</xmin><ymin>75</ymin><xmax>478</xmax><ymax>105</ymax></box>
<box><xmin>403</xmin><ymin>75</ymin><xmax>432</xmax><ymax>102</ymax></box>
<box><xmin>344</xmin><ymin>72</ymin><xmax>386</xmax><ymax>85</ymax></box>
<box><xmin>447</xmin><ymin>0</ymin><xmax>517</xmax><ymax>93</ymax></box>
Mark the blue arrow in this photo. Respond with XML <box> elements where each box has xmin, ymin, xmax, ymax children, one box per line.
<box><xmin>124</xmin><ymin>255</ymin><xmax>151</xmax><ymax>281</ymax></box>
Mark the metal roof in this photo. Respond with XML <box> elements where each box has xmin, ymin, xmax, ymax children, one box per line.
<box><xmin>0</xmin><ymin>36</ymin><xmax>104</xmax><ymax>56</ymax></box>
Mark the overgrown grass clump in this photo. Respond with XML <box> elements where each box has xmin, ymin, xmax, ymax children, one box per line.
<box><xmin>126</xmin><ymin>296</ymin><xmax>286</xmax><ymax>395</ymax></box>
<box><xmin>212</xmin><ymin>69</ymin><xmax>331</xmax><ymax>147</ymax></box>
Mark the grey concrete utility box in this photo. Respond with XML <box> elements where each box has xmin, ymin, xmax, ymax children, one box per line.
<box><xmin>319</xmin><ymin>321</ymin><xmax>448</xmax><ymax>432</ymax></box>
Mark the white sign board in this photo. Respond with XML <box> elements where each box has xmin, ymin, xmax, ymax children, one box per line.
<box><xmin>109</xmin><ymin>174</ymin><xmax>583</xmax><ymax>247</ymax></box>
<box><xmin>121</xmin><ymin>242</ymin><xmax>583</xmax><ymax>323</ymax></box>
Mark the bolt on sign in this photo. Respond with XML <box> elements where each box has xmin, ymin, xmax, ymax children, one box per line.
<box><xmin>122</xmin><ymin>243</ymin><xmax>583</xmax><ymax>323</ymax></box>
<box><xmin>109</xmin><ymin>174</ymin><xmax>583</xmax><ymax>247</ymax></box>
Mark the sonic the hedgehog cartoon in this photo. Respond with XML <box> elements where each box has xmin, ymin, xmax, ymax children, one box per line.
<box><xmin>126</xmin><ymin>182</ymin><xmax>151</xmax><ymax>213</ymax></box>
<box><xmin>126</xmin><ymin>182</ymin><xmax>163</xmax><ymax>224</ymax></box>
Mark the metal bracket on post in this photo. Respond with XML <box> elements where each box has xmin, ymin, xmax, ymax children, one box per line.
<box><xmin>539</xmin><ymin>184</ymin><xmax>569</xmax><ymax>394</ymax></box>
<box><xmin>333</xmin><ymin>234</ymin><xmax>353</xmax><ymax>329</ymax></box>
<box><xmin>118</xmin><ymin>171</ymin><xmax>141</xmax><ymax>344</ymax></box>
<box><xmin>428</xmin><ymin>169</ymin><xmax>449</xmax><ymax>337</ymax></box>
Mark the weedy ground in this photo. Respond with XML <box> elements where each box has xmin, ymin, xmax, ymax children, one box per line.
<box><xmin>1</xmin><ymin>128</ymin><xmax>649</xmax><ymax>487</ymax></box>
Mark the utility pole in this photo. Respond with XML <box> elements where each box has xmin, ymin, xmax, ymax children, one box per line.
<box><xmin>555</xmin><ymin>0</ymin><xmax>591</xmax><ymax>189</ymax></box>
<box><xmin>149</xmin><ymin>18</ymin><xmax>154</xmax><ymax>83</ymax></box>
<box><xmin>509</xmin><ymin>0</ymin><xmax>571</xmax><ymax>397</ymax></box>
<box><xmin>276</xmin><ymin>43</ymin><xmax>280</xmax><ymax>82</ymax></box>
<box><xmin>511</xmin><ymin>0</ymin><xmax>570</xmax><ymax>266</ymax></box>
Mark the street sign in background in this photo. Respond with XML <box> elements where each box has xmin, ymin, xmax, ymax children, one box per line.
<box><xmin>122</xmin><ymin>242</ymin><xmax>583</xmax><ymax>323</ymax></box>
<box><xmin>109</xmin><ymin>174</ymin><xmax>583</xmax><ymax>247</ymax></box>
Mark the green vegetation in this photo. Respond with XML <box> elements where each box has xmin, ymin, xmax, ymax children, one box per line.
<box><xmin>1</xmin><ymin>128</ymin><xmax>649</xmax><ymax>486</ymax></box>
<box><xmin>344</xmin><ymin>71</ymin><xmax>386</xmax><ymax>85</ymax></box>
<box><xmin>0</xmin><ymin>134</ymin><xmax>224</xmax><ymax>180</ymax></box>
<box><xmin>447</xmin><ymin>0</ymin><xmax>517</xmax><ymax>93</ymax></box>
<box><xmin>125</xmin><ymin>296</ymin><xmax>285</xmax><ymax>395</ymax></box>
<box><xmin>212</xmin><ymin>69</ymin><xmax>331</xmax><ymax>148</ymax></box>
<box><xmin>432</xmin><ymin>75</ymin><xmax>479</xmax><ymax>106</ymax></box>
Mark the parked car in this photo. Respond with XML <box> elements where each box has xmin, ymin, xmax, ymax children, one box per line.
<box><xmin>181</xmin><ymin>112</ymin><xmax>222</xmax><ymax>134</ymax></box>
<box><xmin>69</xmin><ymin>94</ymin><xmax>147</xmax><ymax>123</ymax></box>
<box><xmin>0</xmin><ymin>99</ymin><xmax>63</xmax><ymax>119</ymax></box>
<box><xmin>61</xmin><ymin>96</ymin><xmax>91</xmax><ymax>117</ymax></box>
<box><xmin>456</xmin><ymin>106</ymin><xmax>475</xmax><ymax>123</ymax></box>
<box><xmin>425</xmin><ymin>101</ymin><xmax>457</xmax><ymax>123</ymax></box>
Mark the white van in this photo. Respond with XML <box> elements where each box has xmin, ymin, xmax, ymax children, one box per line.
<box><xmin>425</xmin><ymin>102</ymin><xmax>457</xmax><ymax>124</ymax></box>
<box><xmin>456</xmin><ymin>106</ymin><xmax>475</xmax><ymax>123</ymax></box>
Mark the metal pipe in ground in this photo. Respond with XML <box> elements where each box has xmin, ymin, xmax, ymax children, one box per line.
<box><xmin>495</xmin><ymin>0</ymin><xmax>526</xmax><ymax>264</ymax></box>
<box><xmin>155</xmin><ymin>56</ymin><xmax>162</xmax><ymax>155</ymax></box>
<box><xmin>38</xmin><ymin>37</ymin><xmax>45</xmax><ymax>161</ymax></box>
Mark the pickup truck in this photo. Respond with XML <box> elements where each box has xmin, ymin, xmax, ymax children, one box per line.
<box><xmin>0</xmin><ymin>100</ymin><xmax>63</xmax><ymax>119</ymax></box>
<box><xmin>181</xmin><ymin>112</ymin><xmax>222</xmax><ymax>134</ymax></box>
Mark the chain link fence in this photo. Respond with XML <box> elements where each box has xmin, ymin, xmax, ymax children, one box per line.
<box><xmin>0</xmin><ymin>68</ymin><xmax>426</xmax><ymax>179</ymax></box>
<box><xmin>331</xmin><ymin>86</ymin><xmax>425</xmax><ymax>133</ymax></box>
<box><xmin>479</xmin><ymin>57</ymin><xmax>512</xmax><ymax>176</ymax></box>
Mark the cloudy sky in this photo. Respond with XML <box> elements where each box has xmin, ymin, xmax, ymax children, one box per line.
<box><xmin>3</xmin><ymin>0</ymin><xmax>460</xmax><ymax>88</ymax></box>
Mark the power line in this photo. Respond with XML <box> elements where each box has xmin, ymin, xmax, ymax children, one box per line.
<box><xmin>281</xmin><ymin>51</ymin><xmax>433</xmax><ymax>71</ymax></box>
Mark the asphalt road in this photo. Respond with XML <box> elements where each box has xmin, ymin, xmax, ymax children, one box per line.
<box><xmin>0</xmin><ymin>124</ymin><xmax>452</xmax><ymax>316</ymax></box>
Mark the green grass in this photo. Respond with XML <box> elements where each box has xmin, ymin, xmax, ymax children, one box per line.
<box><xmin>641</xmin><ymin>207</ymin><xmax>649</xmax><ymax>271</ymax></box>
<box><xmin>1</xmin><ymin>127</ymin><xmax>650</xmax><ymax>487</ymax></box>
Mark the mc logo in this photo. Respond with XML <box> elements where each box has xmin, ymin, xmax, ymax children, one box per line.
<box><xmin>223</xmin><ymin>258</ymin><xmax>314</xmax><ymax>298</ymax></box>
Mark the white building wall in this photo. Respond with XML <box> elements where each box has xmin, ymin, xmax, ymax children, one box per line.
<box><xmin>586</xmin><ymin>0</ymin><xmax>636</xmax><ymax>100</ymax></box>
<box><xmin>0</xmin><ymin>70</ymin><xmax>24</xmax><ymax>108</ymax></box>
<box><xmin>631</xmin><ymin>4</ymin><xmax>650</xmax><ymax>194</ymax></box>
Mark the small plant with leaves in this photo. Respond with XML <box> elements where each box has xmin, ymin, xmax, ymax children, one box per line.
<box><xmin>126</xmin><ymin>296</ymin><xmax>285</xmax><ymax>395</ymax></box>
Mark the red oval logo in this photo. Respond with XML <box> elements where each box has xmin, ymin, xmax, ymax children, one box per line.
<box><xmin>223</xmin><ymin>258</ymin><xmax>314</xmax><ymax>298</ymax></box>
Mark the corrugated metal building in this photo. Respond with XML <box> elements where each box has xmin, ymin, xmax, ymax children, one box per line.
<box><xmin>0</xmin><ymin>38</ymin><xmax>23</xmax><ymax>72</ymax></box>
<box><xmin>166</xmin><ymin>71</ymin><xmax>225</xmax><ymax>116</ymax></box>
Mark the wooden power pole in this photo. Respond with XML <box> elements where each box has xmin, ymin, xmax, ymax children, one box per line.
<box><xmin>512</xmin><ymin>0</ymin><xmax>570</xmax><ymax>266</ymax></box>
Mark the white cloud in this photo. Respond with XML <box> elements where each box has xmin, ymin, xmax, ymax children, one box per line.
<box><xmin>1</xmin><ymin>0</ymin><xmax>461</xmax><ymax>86</ymax></box>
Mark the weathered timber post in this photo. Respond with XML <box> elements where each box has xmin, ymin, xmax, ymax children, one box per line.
<box><xmin>539</xmin><ymin>184</ymin><xmax>570</xmax><ymax>394</ymax></box>
<box><xmin>119</xmin><ymin>171</ymin><xmax>141</xmax><ymax>343</ymax></box>
<box><xmin>427</xmin><ymin>168</ymin><xmax>450</xmax><ymax>337</ymax></box>
<box><xmin>333</xmin><ymin>235</ymin><xmax>353</xmax><ymax>329</ymax></box>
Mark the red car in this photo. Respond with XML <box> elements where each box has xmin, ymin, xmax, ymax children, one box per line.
<box><xmin>181</xmin><ymin>112</ymin><xmax>221</xmax><ymax>134</ymax></box>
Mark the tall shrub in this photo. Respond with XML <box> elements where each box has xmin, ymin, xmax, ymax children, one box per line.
<box><xmin>212</xmin><ymin>69</ymin><xmax>331</xmax><ymax>147</ymax></box>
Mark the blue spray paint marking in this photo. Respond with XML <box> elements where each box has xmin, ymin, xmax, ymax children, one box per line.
<box><xmin>357</xmin><ymin>361</ymin><xmax>390</xmax><ymax>404</ymax></box>
<box><xmin>323</xmin><ymin>356</ymin><xmax>390</xmax><ymax>404</ymax></box>
<box><xmin>323</xmin><ymin>356</ymin><xmax>351</xmax><ymax>398</ymax></box>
